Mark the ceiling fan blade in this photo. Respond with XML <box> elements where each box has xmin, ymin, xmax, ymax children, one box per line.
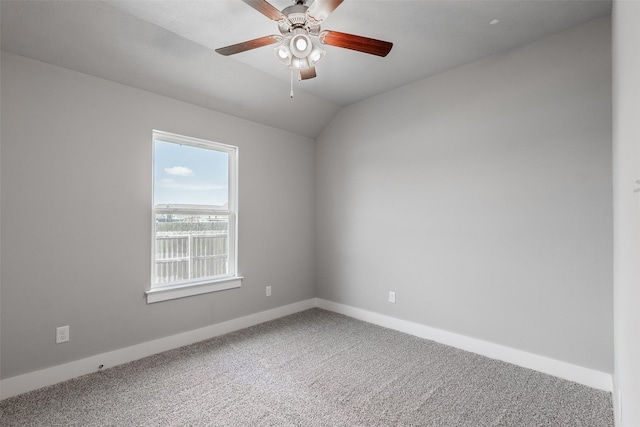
<box><xmin>241</xmin><ymin>0</ymin><xmax>287</xmax><ymax>22</ymax></box>
<box><xmin>319</xmin><ymin>30</ymin><xmax>393</xmax><ymax>57</ymax></box>
<box><xmin>300</xmin><ymin>67</ymin><xmax>317</xmax><ymax>80</ymax></box>
<box><xmin>215</xmin><ymin>35</ymin><xmax>282</xmax><ymax>56</ymax></box>
<box><xmin>307</xmin><ymin>0</ymin><xmax>344</xmax><ymax>23</ymax></box>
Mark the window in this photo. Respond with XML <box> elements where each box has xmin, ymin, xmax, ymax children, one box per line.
<box><xmin>146</xmin><ymin>131</ymin><xmax>240</xmax><ymax>303</ymax></box>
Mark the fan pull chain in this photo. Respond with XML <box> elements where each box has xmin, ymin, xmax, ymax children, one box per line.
<box><xmin>290</xmin><ymin>69</ymin><xmax>294</xmax><ymax>99</ymax></box>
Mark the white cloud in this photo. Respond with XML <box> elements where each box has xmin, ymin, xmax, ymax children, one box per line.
<box><xmin>164</xmin><ymin>166</ymin><xmax>194</xmax><ymax>177</ymax></box>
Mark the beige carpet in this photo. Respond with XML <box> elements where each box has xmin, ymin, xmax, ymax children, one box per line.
<box><xmin>0</xmin><ymin>308</ymin><xmax>613</xmax><ymax>426</ymax></box>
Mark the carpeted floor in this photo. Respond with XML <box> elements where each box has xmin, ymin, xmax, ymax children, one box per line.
<box><xmin>0</xmin><ymin>308</ymin><xmax>613</xmax><ymax>426</ymax></box>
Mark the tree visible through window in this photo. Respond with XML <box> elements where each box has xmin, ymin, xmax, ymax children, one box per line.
<box><xmin>152</xmin><ymin>131</ymin><xmax>238</xmax><ymax>288</ymax></box>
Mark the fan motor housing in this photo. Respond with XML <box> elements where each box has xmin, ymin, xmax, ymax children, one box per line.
<box><xmin>279</xmin><ymin>4</ymin><xmax>321</xmax><ymax>36</ymax></box>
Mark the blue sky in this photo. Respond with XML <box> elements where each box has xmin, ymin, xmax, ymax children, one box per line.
<box><xmin>154</xmin><ymin>141</ymin><xmax>228</xmax><ymax>207</ymax></box>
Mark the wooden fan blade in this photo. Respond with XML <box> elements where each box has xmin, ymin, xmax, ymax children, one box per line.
<box><xmin>300</xmin><ymin>67</ymin><xmax>317</xmax><ymax>80</ymax></box>
<box><xmin>241</xmin><ymin>0</ymin><xmax>287</xmax><ymax>22</ymax></box>
<box><xmin>307</xmin><ymin>0</ymin><xmax>344</xmax><ymax>23</ymax></box>
<box><xmin>319</xmin><ymin>30</ymin><xmax>393</xmax><ymax>57</ymax></box>
<box><xmin>215</xmin><ymin>35</ymin><xmax>282</xmax><ymax>56</ymax></box>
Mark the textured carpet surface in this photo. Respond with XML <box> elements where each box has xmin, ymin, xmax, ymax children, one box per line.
<box><xmin>0</xmin><ymin>309</ymin><xmax>613</xmax><ymax>426</ymax></box>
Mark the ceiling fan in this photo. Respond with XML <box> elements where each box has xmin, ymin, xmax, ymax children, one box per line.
<box><xmin>215</xmin><ymin>0</ymin><xmax>393</xmax><ymax>82</ymax></box>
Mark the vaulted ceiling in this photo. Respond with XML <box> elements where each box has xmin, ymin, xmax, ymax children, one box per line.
<box><xmin>1</xmin><ymin>0</ymin><xmax>612</xmax><ymax>138</ymax></box>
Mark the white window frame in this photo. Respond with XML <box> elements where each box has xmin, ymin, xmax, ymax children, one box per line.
<box><xmin>146</xmin><ymin>130</ymin><xmax>241</xmax><ymax>303</ymax></box>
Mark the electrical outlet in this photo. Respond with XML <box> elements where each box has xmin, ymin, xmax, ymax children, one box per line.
<box><xmin>266</xmin><ymin>286</ymin><xmax>272</xmax><ymax>297</ymax></box>
<box><xmin>389</xmin><ymin>291</ymin><xmax>396</xmax><ymax>303</ymax></box>
<box><xmin>56</xmin><ymin>325</ymin><xmax>69</xmax><ymax>344</ymax></box>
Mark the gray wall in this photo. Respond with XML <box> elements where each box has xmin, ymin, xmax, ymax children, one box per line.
<box><xmin>1</xmin><ymin>15</ymin><xmax>616</xmax><ymax>383</ymax></box>
<box><xmin>316</xmin><ymin>17</ymin><xmax>613</xmax><ymax>372</ymax></box>
<box><xmin>0</xmin><ymin>52</ymin><xmax>316</xmax><ymax>379</ymax></box>
<box><xmin>612</xmin><ymin>1</ymin><xmax>640</xmax><ymax>425</ymax></box>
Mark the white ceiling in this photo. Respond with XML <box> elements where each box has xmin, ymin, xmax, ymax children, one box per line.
<box><xmin>1</xmin><ymin>0</ymin><xmax>611</xmax><ymax>138</ymax></box>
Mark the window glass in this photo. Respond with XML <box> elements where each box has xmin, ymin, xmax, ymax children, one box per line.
<box><xmin>154</xmin><ymin>140</ymin><xmax>229</xmax><ymax>207</ymax></box>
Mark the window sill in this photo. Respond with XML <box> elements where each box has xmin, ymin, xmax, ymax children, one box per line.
<box><xmin>146</xmin><ymin>276</ymin><xmax>243</xmax><ymax>304</ymax></box>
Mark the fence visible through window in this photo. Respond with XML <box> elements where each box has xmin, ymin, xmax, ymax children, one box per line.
<box><xmin>154</xmin><ymin>215</ymin><xmax>229</xmax><ymax>285</ymax></box>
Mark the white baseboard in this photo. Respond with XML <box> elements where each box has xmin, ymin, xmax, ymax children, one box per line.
<box><xmin>0</xmin><ymin>299</ymin><xmax>315</xmax><ymax>400</ymax></box>
<box><xmin>0</xmin><ymin>297</ymin><xmax>612</xmax><ymax>400</ymax></box>
<box><xmin>612</xmin><ymin>376</ymin><xmax>621</xmax><ymax>423</ymax></box>
<box><xmin>315</xmin><ymin>298</ymin><xmax>613</xmax><ymax>392</ymax></box>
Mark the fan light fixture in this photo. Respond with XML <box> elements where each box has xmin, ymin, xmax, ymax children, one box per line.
<box><xmin>274</xmin><ymin>31</ymin><xmax>326</xmax><ymax>72</ymax></box>
<box><xmin>293</xmin><ymin>34</ymin><xmax>309</xmax><ymax>53</ymax></box>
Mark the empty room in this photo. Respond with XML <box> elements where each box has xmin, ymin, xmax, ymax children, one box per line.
<box><xmin>1</xmin><ymin>0</ymin><xmax>639</xmax><ymax>426</ymax></box>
